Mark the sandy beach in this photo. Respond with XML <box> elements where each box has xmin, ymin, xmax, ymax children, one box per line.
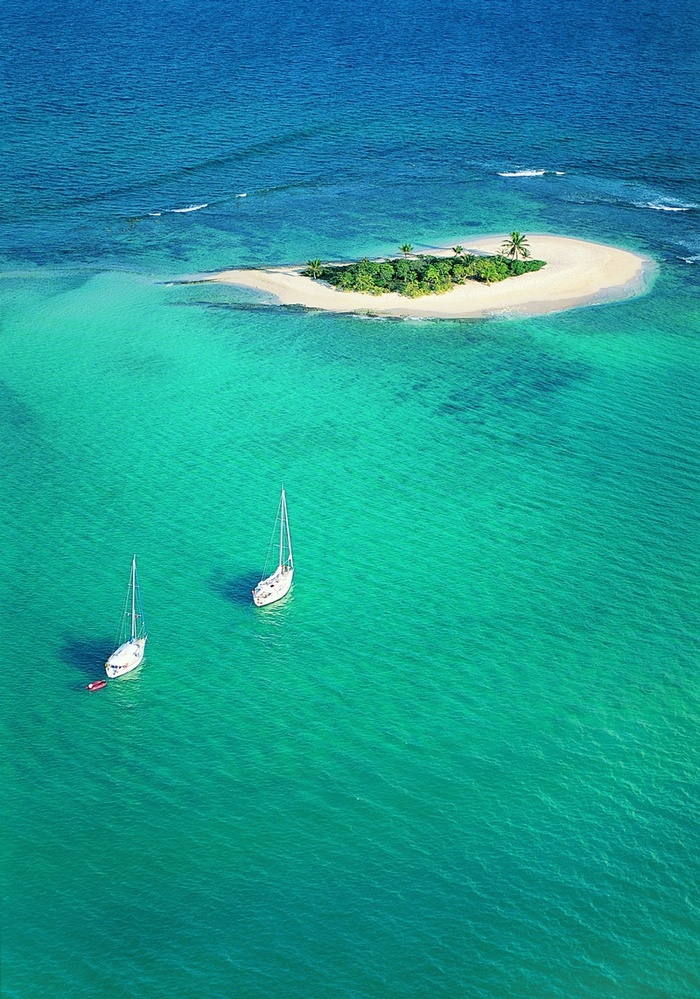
<box><xmin>205</xmin><ymin>235</ymin><xmax>651</xmax><ymax>319</ymax></box>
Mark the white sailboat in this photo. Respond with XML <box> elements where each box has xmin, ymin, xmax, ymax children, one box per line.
<box><xmin>252</xmin><ymin>488</ymin><xmax>294</xmax><ymax>607</ymax></box>
<box><xmin>105</xmin><ymin>555</ymin><xmax>147</xmax><ymax>678</ymax></box>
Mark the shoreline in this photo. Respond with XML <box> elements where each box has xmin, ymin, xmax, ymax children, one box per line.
<box><xmin>202</xmin><ymin>235</ymin><xmax>653</xmax><ymax>320</ymax></box>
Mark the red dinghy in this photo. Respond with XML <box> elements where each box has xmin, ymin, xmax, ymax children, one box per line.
<box><xmin>86</xmin><ymin>679</ymin><xmax>107</xmax><ymax>692</ymax></box>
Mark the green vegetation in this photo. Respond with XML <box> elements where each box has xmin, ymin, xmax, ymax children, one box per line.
<box><xmin>305</xmin><ymin>258</ymin><xmax>323</xmax><ymax>278</ymax></box>
<box><xmin>301</xmin><ymin>245</ymin><xmax>545</xmax><ymax>298</ymax></box>
<box><xmin>501</xmin><ymin>231</ymin><xmax>531</xmax><ymax>261</ymax></box>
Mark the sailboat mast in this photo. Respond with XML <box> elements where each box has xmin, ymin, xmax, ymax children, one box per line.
<box><xmin>285</xmin><ymin>492</ymin><xmax>292</xmax><ymax>565</ymax></box>
<box><xmin>131</xmin><ymin>555</ymin><xmax>137</xmax><ymax>640</ymax></box>
<box><xmin>279</xmin><ymin>489</ymin><xmax>285</xmax><ymax>566</ymax></box>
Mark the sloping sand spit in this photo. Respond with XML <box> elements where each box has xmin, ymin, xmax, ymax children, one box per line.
<box><xmin>204</xmin><ymin>235</ymin><xmax>652</xmax><ymax>319</ymax></box>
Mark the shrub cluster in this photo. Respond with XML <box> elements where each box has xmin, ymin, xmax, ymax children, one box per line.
<box><xmin>302</xmin><ymin>253</ymin><xmax>545</xmax><ymax>298</ymax></box>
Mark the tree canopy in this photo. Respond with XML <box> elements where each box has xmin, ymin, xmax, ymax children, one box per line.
<box><xmin>301</xmin><ymin>246</ymin><xmax>545</xmax><ymax>297</ymax></box>
<box><xmin>501</xmin><ymin>231</ymin><xmax>531</xmax><ymax>261</ymax></box>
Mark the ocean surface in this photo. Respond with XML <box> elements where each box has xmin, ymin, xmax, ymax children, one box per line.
<box><xmin>1</xmin><ymin>0</ymin><xmax>699</xmax><ymax>996</ymax></box>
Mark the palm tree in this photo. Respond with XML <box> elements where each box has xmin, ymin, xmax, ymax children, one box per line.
<box><xmin>501</xmin><ymin>231</ymin><xmax>531</xmax><ymax>261</ymax></box>
<box><xmin>462</xmin><ymin>252</ymin><xmax>477</xmax><ymax>275</ymax></box>
<box><xmin>305</xmin><ymin>259</ymin><xmax>323</xmax><ymax>278</ymax></box>
<box><xmin>452</xmin><ymin>245</ymin><xmax>463</xmax><ymax>256</ymax></box>
<box><xmin>400</xmin><ymin>243</ymin><xmax>413</xmax><ymax>258</ymax></box>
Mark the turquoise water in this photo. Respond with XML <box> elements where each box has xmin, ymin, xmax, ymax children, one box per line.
<box><xmin>2</xmin><ymin>0</ymin><xmax>699</xmax><ymax>995</ymax></box>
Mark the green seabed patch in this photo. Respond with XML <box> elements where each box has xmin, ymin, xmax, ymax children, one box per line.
<box><xmin>302</xmin><ymin>249</ymin><xmax>545</xmax><ymax>298</ymax></box>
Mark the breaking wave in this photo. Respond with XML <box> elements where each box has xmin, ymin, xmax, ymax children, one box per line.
<box><xmin>497</xmin><ymin>169</ymin><xmax>566</xmax><ymax>178</ymax></box>
<box><xmin>639</xmin><ymin>202</ymin><xmax>693</xmax><ymax>212</ymax></box>
<box><xmin>170</xmin><ymin>203</ymin><xmax>209</xmax><ymax>213</ymax></box>
<box><xmin>498</xmin><ymin>169</ymin><xmax>546</xmax><ymax>177</ymax></box>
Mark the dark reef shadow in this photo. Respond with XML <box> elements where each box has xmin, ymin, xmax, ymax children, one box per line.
<box><xmin>436</xmin><ymin>351</ymin><xmax>592</xmax><ymax>421</ymax></box>
<box><xmin>209</xmin><ymin>567</ymin><xmax>259</xmax><ymax>606</ymax></box>
<box><xmin>61</xmin><ymin>636</ymin><xmax>114</xmax><ymax>680</ymax></box>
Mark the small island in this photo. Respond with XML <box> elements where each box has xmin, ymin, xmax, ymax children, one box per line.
<box><xmin>205</xmin><ymin>234</ymin><xmax>651</xmax><ymax>320</ymax></box>
<box><xmin>302</xmin><ymin>232</ymin><xmax>545</xmax><ymax>298</ymax></box>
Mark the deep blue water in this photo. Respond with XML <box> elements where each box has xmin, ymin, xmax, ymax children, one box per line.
<box><xmin>1</xmin><ymin>1</ymin><xmax>699</xmax><ymax>996</ymax></box>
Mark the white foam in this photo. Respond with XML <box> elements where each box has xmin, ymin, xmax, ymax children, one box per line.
<box><xmin>148</xmin><ymin>211</ymin><xmax>162</xmax><ymax>216</ymax></box>
<box><xmin>640</xmin><ymin>202</ymin><xmax>691</xmax><ymax>212</ymax></box>
<box><xmin>498</xmin><ymin>169</ymin><xmax>545</xmax><ymax>177</ymax></box>
<box><xmin>236</xmin><ymin>192</ymin><xmax>247</xmax><ymax>198</ymax></box>
<box><xmin>170</xmin><ymin>203</ymin><xmax>209</xmax><ymax>213</ymax></box>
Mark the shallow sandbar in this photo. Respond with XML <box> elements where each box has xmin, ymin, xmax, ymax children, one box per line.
<box><xmin>205</xmin><ymin>235</ymin><xmax>651</xmax><ymax>319</ymax></box>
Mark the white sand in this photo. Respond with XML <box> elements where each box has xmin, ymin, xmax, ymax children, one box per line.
<box><xmin>205</xmin><ymin>235</ymin><xmax>651</xmax><ymax>319</ymax></box>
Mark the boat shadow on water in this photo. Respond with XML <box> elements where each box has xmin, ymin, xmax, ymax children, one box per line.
<box><xmin>209</xmin><ymin>567</ymin><xmax>260</xmax><ymax>607</ymax></box>
<box><xmin>60</xmin><ymin>636</ymin><xmax>113</xmax><ymax>682</ymax></box>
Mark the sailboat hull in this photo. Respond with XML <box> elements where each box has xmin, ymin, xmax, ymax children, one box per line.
<box><xmin>105</xmin><ymin>637</ymin><xmax>147</xmax><ymax>678</ymax></box>
<box><xmin>252</xmin><ymin>566</ymin><xmax>294</xmax><ymax>607</ymax></box>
